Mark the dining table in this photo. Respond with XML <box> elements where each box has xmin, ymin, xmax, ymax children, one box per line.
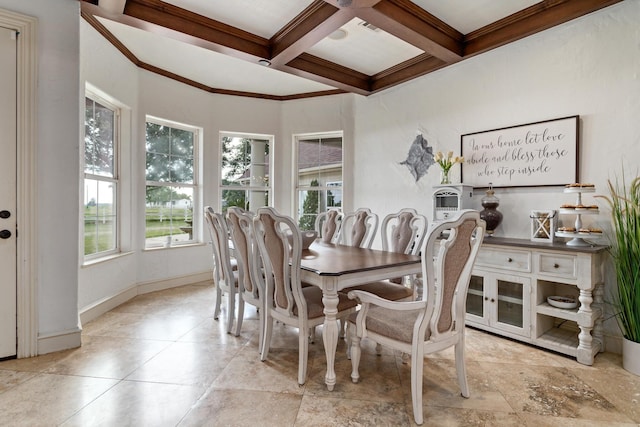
<box><xmin>299</xmin><ymin>240</ymin><xmax>422</xmax><ymax>391</ymax></box>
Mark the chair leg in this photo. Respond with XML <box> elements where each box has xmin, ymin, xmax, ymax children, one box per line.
<box><xmin>375</xmin><ymin>342</ymin><xmax>383</xmax><ymax>356</ymax></box>
<box><xmin>410</xmin><ymin>348</ymin><xmax>424</xmax><ymax>425</ymax></box>
<box><xmin>308</xmin><ymin>326</ymin><xmax>315</xmax><ymax>344</ymax></box>
<box><xmin>260</xmin><ymin>317</ymin><xmax>273</xmax><ymax>361</ymax></box>
<box><xmin>213</xmin><ymin>286</ymin><xmax>222</xmax><ymax>320</ymax></box>
<box><xmin>226</xmin><ymin>288</ymin><xmax>235</xmax><ymax>334</ymax></box>
<box><xmin>256</xmin><ymin>308</ymin><xmax>264</xmax><ymax>354</ymax></box>
<box><xmin>455</xmin><ymin>338</ymin><xmax>470</xmax><ymax>398</ymax></box>
<box><xmin>299</xmin><ymin>328</ymin><xmax>309</xmax><ymax>385</ymax></box>
<box><xmin>346</xmin><ymin>323</ymin><xmax>352</xmax><ymax>360</ymax></box>
<box><xmin>350</xmin><ymin>325</ymin><xmax>361</xmax><ymax>383</ymax></box>
<box><xmin>234</xmin><ymin>297</ymin><xmax>245</xmax><ymax>337</ymax></box>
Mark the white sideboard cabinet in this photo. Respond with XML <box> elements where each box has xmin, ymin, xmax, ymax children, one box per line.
<box><xmin>465</xmin><ymin>237</ymin><xmax>608</xmax><ymax>365</ymax></box>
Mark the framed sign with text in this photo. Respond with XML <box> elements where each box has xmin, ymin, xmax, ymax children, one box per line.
<box><xmin>460</xmin><ymin>116</ymin><xmax>579</xmax><ymax>188</ymax></box>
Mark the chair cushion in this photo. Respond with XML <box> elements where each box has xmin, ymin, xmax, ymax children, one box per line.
<box><xmin>341</xmin><ymin>281</ymin><xmax>413</xmax><ymax>301</ymax></box>
<box><xmin>348</xmin><ymin>306</ymin><xmax>424</xmax><ymax>344</ymax></box>
<box><xmin>295</xmin><ymin>285</ymin><xmax>358</xmax><ymax>319</ymax></box>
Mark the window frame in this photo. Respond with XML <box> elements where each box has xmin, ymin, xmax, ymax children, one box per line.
<box><xmin>144</xmin><ymin>116</ymin><xmax>202</xmax><ymax>249</ymax></box>
<box><xmin>294</xmin><ymin>131</ymin><xmax>344</xmax><ymax>228</ymax></box>
<box><xmin>219</xmin><ymin>131</ymin><xmax>274</xmax><ymax>213</ymax></box>
<box><xmin>82</xmin><ymin>90</ymin><xmax>121</xmax><ymax>261</ymax></box>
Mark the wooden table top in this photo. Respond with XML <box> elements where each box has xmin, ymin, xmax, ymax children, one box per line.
<box><xmin>300</xmin><ymin>241</ymin><xmax>421</xmax><ymax>276</ymax></box>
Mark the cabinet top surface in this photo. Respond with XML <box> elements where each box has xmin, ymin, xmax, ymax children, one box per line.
<box><xmin>481</xmin><ymin>236</ymin><xmax>608</xmax><ymax>254</ymax></box>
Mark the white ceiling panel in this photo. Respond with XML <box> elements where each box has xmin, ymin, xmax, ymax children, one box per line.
<box><xmin>306</xmin><ymin>18</ymin><xmax>424</xmax><ymax>75</ymax></box>
<box><xmin>411</xmin><ymin>0</ymin><xmax>541</xmax><ymax>34</ymax></box>
<box><xmin>98</xmin><ymin>17</ymin><xmax>335</xmax><ymax>96</ymax></box>
<box><xmin>162</xmin><ymin>0</ymin><xmax>315</xmax><ymax>38</ymax></box>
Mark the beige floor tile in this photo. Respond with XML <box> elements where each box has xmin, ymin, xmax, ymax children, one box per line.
<box><xmin>481</xmin><ymin>362</ymin><xmax>636</xmax><ymax>423</ymax></box>
<box><xmin>179</xmin><ymin>388</ymin><xmax>301</xmax><ymax>427</ymax></box>
<box><xmin>44</xmin><ymin>335</ymin><xmax>170</xmax><ymax>379</ymax></box>
<box><xmin>294</xmin><ymin>394</ymin><xmax>412</xmax><ymax>426</ymax></box>
<box><xmin>0</xmin><ymin>373</ymin><xmax>118</xmax><ymax>425</ymax></box>
<box><xmin>60</xmin><ymin>380</ymin><xmax>204</xmax><ymax>426</ymax></box>
<box><xmin>126</xmin><ymin>341</ymin><xmax>236</xmax><ymax>386</ymax></box>
<box><xmin>0</xmin><ymin>369</ymin><xmax>37</xmax><ymax>394</ymax></box>
<box><xmin>212</xmin><ymin>348</ymin><xmax>309</xmax><ymax>395</ymax></box>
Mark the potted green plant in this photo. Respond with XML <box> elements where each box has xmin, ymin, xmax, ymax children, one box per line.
<box><xmin>598</xmin><ymin>175</ymin><xmax>640</xmax><ymax>375</ymax></box>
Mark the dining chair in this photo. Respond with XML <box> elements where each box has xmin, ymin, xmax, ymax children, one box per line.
<box><xmin>226</xmin><ymin>207</ymin><xmax>264</xmax><ymax>344</ymax></box>
<box><xmin>341</xmin><ymin>208</ymin><xmax>428</xmax><ymax>302</ymax></box>
<box><xmin>314</xmin><ymin>208</ymin><xmax>343</xmax><ymax>244</ymax></box>
<box><xmin>338</xmin><ymin>207</ymin><xmax>378</xmax><ymax>248</ymax></box>
<box><xmin>347</xmin><ymin>210</ymin><xmax>485</xmax><ymax>425</ymax></box>
<box><xmin>253</xmin><ymin>207</ymin><xmax>358</xmax><ymax>385</ymax></box>
<box><xmin>204</xmin><ymin>207</ymin><xmax>240</xmax><ymax>335</ymax></box>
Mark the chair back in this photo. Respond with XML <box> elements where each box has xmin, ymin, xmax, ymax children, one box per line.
<box><xmin>253</xmin><ymin>207</ymin><xmax>305</xmax><ymax>317</ymax></box>
<box><xmin>421</xmin><ymin>210</ymin><xmax>485</xmax><ymax>341</ymax></box>
<box><xmin>339</xmin><ymin>208</ymin><xmax>378</xmax><ymax>248</ymax></box>
<box><xmin>204</xmin><ymin>207</ymin><xmax>235</xmax><ymax>289</ymax></box>
<box><xmin>315</xmin><ymin>209</ymin><xmax>343</xmax><ymax>244</ymax></box>
<box><xmin>227</xmin><ymin>207</ymin><xmax>262</xmax><ymax>302</ymax></box>
<box><xmin>381</xmin><ymin>208</ymin><xmax>428</xmax><ymax>255</ymax></box>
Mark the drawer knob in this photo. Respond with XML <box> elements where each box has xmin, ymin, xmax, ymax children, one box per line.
<box><xmin>554</xmin><ymin>263</ymin><xmax>559</xmax><ymax>269</ymax></box>
<box><xmin>490</xmin><ymin>298</ymin><xmax>495</xmax><ymax>303</ymax></box>
<box><xmin>507</xmin><ymin>257</ymin><xmax>513</xmax><ymax>263</ymax></box>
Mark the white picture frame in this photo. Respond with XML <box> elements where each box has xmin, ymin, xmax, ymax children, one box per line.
<box><xmin>461</xmin><ymin>116</ymin><xmax>579</xmax><ymax>188</ymax></box>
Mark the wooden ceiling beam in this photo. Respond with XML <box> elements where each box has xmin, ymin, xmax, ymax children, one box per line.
<box><xmin>270</xmin><ymin>2</ymin><xmax>354</xmax><ymax>66</ymax></box>
<box><xmin>464</xmin><ymin>0</ymin><xmax>623</xmax><ymax>56</ymax></box>
<box><xmin>282</xmin><ymin>53</ymin><xmax>372</xmax><ymax>96</ymax></box>
<box><xmin>370</xmin><ymin>54</ymin><xmax>447</xmax><ymax>93</ymax></box>
<box><xmin>122</xmin><ymin>0</ymin><xmax>270</xmax><ymax>61</ymax></box>
<box><xmin>357</xmin><ymin>0</ymin><xmax>463</xmax><ymax>63</ymax></box>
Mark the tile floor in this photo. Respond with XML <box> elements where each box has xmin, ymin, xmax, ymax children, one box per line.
<box><xmin>1</xmin><ymin>282</ymin><xmax>639</xmax><ymax>426</ymax></box>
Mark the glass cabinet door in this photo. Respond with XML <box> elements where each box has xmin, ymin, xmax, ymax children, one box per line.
<box><xmin>466</xmin><ymin>275</ymin><xmax>485</xmax><ymax>319</ymax></box>
<box><xmin>496</xmin><ymin>279</ymin><xmax>524</xmax><ymax>328</ymax></box>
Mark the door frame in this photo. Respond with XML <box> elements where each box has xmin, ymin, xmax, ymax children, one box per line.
<box><xmin>0</xmin><ymin>8</ymin><xmax>37</xmax><ymax>358</ymax></box>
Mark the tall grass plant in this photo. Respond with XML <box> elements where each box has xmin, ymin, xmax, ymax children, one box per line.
<box><xmin>597</xmin><ymin>175</ymin><xmax>640</xmax><ymax>342</ymax></box>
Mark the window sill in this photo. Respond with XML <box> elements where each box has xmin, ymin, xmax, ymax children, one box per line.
<box><xmin>82</xmin><ymin>251</ymin><xmax>134</xmax><ymax>267</ymax></box>
<box><xmin>144</xmin><ymin>242</ymin><xmax>207</xmax><ymax>252</ymax></box>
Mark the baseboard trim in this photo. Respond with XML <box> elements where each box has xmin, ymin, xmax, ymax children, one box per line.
<box><xmin>79</xmin><ymin>285</ymin><xmax>138</xmax><ymax>326</ymax></box>
<box><xmin>37</xmin><ymin>327</ymin><xmax>82</xmax><ymax>355</ymax></box>
<box><xmin>137</xmin><ymin>271</ymin><xmax>212</xmax><ymax>295</ymax></box>
<box><xmin>78</xmin><ymin>271</ymin><xmax>213</xmax><ymax>327</ymax></box>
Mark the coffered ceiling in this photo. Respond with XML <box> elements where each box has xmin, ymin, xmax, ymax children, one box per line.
<box><xmin>80</xmin><ymin>0</ymin><xmax>621</xmax><ymax>100</ymax></box>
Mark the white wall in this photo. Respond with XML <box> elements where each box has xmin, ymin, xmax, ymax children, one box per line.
<box><xmin>0</xmin><ymin>0</ymin><xmax>81</xmax><ymax>347</ymax></box>
<box><xmin>353</xmin><ymin>1</ymin><xmax>640</xmax><ymax>241</ymax></box>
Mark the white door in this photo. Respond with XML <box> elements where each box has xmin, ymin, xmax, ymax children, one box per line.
<box><xmin>0</xmin><ymin>26</ymin><xmax>17</xmax><ymax>359</ymax></box>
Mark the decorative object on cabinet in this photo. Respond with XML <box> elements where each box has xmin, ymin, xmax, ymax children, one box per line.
<box><xmin>460</xmin><ymin>115</ymin><xmax>578</xmax><ymax>188</ymax></box>
<box><xmin>556</xmin><ymin>184</ymin><xmax>601</xmax><ymax>246</ymax></box>
<box><xmin>479</xmin><ymin>183</ymin><xmax>503</xmax><ymax>235</ymax></box>
<box><xmin>596</xmin><ymin>175</ymin><xmax>640</xmax><ymax>375</ymax></box>
<box><xmin>432</xmin><ymin>184</ymin><xmax>473</xmax><ymax>222</ymax></box>
<box><xmin>530</xmin><ymin>210</ymin><xmax>557</xmax><ymax>242</ymax></box>
<box><xmin>547</xmin><ymin>295</ymin><xmax>578</xmax><ymax>309</ymax></box>
<box><xmin>465</xmin><ymin>237</ymin><xmax>607</xmax><ymax>365</ymax></box>
<box><xmin>434</xmin><ymin>151</ymin><xmax>464</xmax><ymax>184</ymax></box>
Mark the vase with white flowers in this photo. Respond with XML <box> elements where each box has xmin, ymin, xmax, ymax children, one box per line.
<box><xmin>434</xmin><ymin>151</ymin><xmax>464</xmax><ymax>184</ymax></box>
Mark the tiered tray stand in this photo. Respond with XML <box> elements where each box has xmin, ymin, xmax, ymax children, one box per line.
<box><xmin>555</xmin><ymin>186</ymin><xmax>601</xmax><ymax>246</ymax></box>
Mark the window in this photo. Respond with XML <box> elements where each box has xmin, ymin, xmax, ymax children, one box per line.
<box><xmin>295</xmin><ymin>133</ymin><xmax>343</xmax><ymax>230</ymax></box>
<box><xmin>145</xmin><ymin>117</ymin><xmax>200</xmax><ymax>248</ymax></box>
<box><xmin>220</xmin><ymin>133</ymin><xmax>272</xmax><ymax>213</ymax></box>
<box><xmin>83</xmin><ymin>94</ymin><xmax>119</xmax><ymax>258</ymax></box>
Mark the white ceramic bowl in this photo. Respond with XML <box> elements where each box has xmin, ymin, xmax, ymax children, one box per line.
<box><xmin>287</xmin><ymin>230</ymin><xmax>318</xmax><ymax>250</ymax></box>
<box><xmin>547</xmin><ymin>295</ymin><xmax>578</xmax><ymax>309</ymax></box>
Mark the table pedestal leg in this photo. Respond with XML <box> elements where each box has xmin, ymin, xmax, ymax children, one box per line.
<box><xmin>322</xmin><ymin>288</ymin><xmax>339</xmax><ymax>391</ymax></box>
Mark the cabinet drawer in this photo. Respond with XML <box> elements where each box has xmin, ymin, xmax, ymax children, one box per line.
<box><xmin>476</xmin><ymin>248</ymin><xmax>531</xmax><ymax>272</ymax></box>
<box><xmin>538</xmin><ymin>254</ymin><xmax>577</xmax><ymax>279</ymax></box>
